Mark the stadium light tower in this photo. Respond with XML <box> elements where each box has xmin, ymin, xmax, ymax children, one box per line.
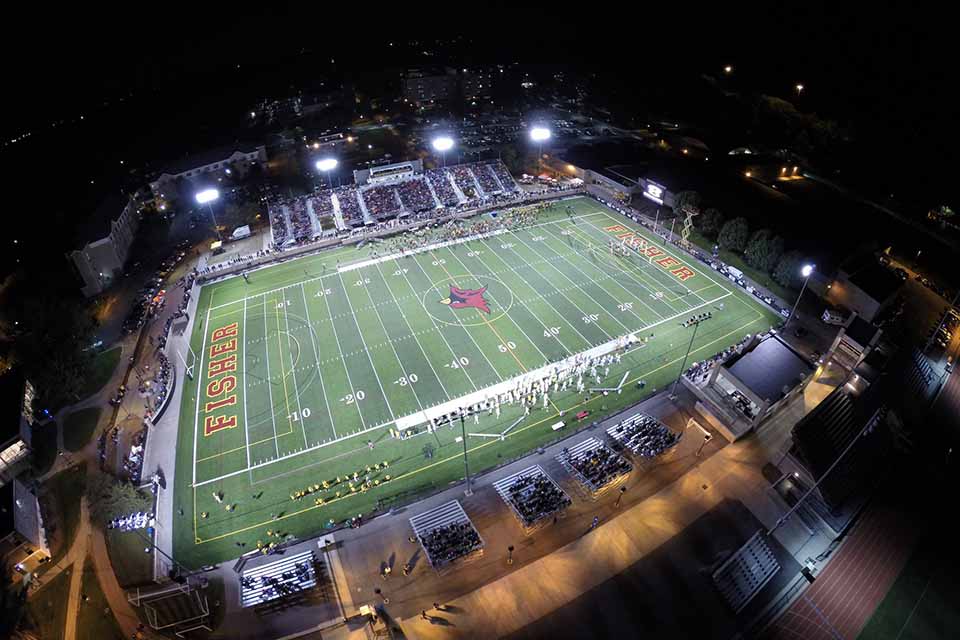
<box><xmin>316</xmin><ymin>158</ymin><xmax>338</xmax><ymax>188</ymax></box>
<box><xmin>530</xmin><ymin>126</ymin><xmax>551</xmax><ymax>170</ymax></box>
<box><xmin>432</xmin><ymin>136</ymin><xmax>454</xmax><ymax>167</ymax></box>
<box><xmin>786</xmin><ymin>264</ymin><xmax>815</xmax><ymax>328</ymax></box>
<box><xmin>195</xmin><ymin>188</ymin><xmax>222</xmax><ymax>240</ymax></box>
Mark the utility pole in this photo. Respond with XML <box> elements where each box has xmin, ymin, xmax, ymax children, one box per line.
<box><xmin>670</xmin><ymin>315</ymin><xmax>710</xmax><ymax>400</ymax></box>
<box><xmin>460</xmin><ymin>409</ymin><xmax>472</xmax><ymax>496</ymax></box>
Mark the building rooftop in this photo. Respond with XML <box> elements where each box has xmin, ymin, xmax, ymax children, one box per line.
<box><xmin>156</xmin><ymin>143</ymin><xmax>263</xmax><ymax>178</ymax></box>
<box><xmin>73</xmin><ymin>193</ymin><xmax>130</xmax><ymax>247</ymax></box>
<box><xmin>845</xmin><ymin>315</ymin><xmax>881</xmax><ymax>348</ymax></box>
<box><xmin>845</xmin><ymin>263</ymin><xmax>902</xmax><ymax>304</ymax></box>
<box><xmin>724</xmin><ymin>335</ymin><xmax>814</xmax><ymax>404</ymax></box>
<box><xmin>0</xmin><ymin>369</ymin><xmax>26</xmax><ymax>444</ymax></box>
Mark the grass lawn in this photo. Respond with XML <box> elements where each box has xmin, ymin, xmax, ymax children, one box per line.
<box><xmin>41</xmin><ymin>463</ymin><xmax>87</xmax><ymax>568</ymax></box>
<box><xmin>172</xmin><ymin>196</ymin><xmax>782</xmax><ymax>567</ymax></box>
<box><xmin>106</xmin><ymin>529</ymin><xmax>155</xmax><ymax>588</ymax></box>
<box><xmin>77</xmin><ymin>555</ymin><xmax>125</xmax><ymax>640</ymax></box>
<box><xmin>26</xmin><ymin>568</ymin><xmax>71</xmax><ymax>640</ymax></box>
<box><xmin>31</xmin><ymin>421</ymin><xmax>59</xmax><ymax>475</ymax></box>
<box><xmin>686</xmin><ymin>229</ymin><xmax>796</xmax><ymax>302</ymax></box>
<box><xmin>80</xmin><ymin>346</ymin><xmax>122</xmax><ymax>399</ymax></box>
<box><xmin>63</xmin><ymin>407</ymin><xmax>103</xmax><ymax>452</ymax></box>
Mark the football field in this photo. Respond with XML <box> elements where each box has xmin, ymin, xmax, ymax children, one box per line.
<box><xmin>173</xmin><ymin>196</ymin><xmax>782</xmax><ymax>566</ymax></box>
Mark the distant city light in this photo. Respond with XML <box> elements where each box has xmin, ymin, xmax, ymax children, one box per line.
<box><xmin>795</xmin><ymin>83</ymin><xmax>804</xmax><ymax>94</ymax></box>
<box><xmin>530</xmin><ymin>127</ymin><xmax>551</xmax><ymax>142</ymax></box>
<box><xmin>432</xmin><ymin>136</ymin><xmax>454</xmax><ymax>152</ymax></box>
<box><xmin>316</xmin><ymin>158</ymin><xmax>338</xmax><ymax>172</ymax></box>
<box><xmin>195</xmin><ymin>188</ymin><xmax>220</xmax><ymax>204</ymax></box>
<box><xmin>724</xmin><ymin>65</ymin><xmax>733</xmax><ymax>74</ymax></box>
<box><xmin>745</xmin><ymin>171</ymin><xmax>752</xmax><ymax>178</ymax></box>
<box><xmin>801</xmin><ymin>264</ymin><xmax>815</xmax><ymax>278</ymax></box>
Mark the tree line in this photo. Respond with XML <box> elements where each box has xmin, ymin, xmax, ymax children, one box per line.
<box><xmin>674</xmin><ymin>190</ymin><xmax>807</xmax><ymax>290</ymax></box>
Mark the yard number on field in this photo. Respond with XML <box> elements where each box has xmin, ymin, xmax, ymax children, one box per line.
<box><xmin>341</xmin><ymin>391</ymin><xmax>365</xmax><ymax>404</ymax></box>
<box><xmin>446</xmin><ymin>356</ymin><xmax>470</xmax><ymax>369</ymax></box>
<box><xmin>315</xmin><ymin>288</ymin><xmax>332</xmax><ymax>297</ymax></box>
<box><xmin>543</xmin><ymin>327</ymin><xmax>560</xmax><ymax>338</ymax></box>
<box><xmin>289</xmin><ymin>408</ymin><xmax>312</xmax><ymax>421</ymax></box>
<box><xmin>394</xmin><ymin>374</ymin><xmax>418</xmax><ymax>386</ymax></box>
<box><xmin>498</xmin><ymin>341</ymin><xmax>517</xmax><ymax>352</ymax></box>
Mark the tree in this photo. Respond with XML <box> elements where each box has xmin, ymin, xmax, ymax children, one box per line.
<box><xmin>773</xmin><ymin>250</ymin><xmax>805</xmax><ymax>289</ymax></box>
<box><xmin>696</xmin><ymin>208</ymin><xmax>725</xmax><ymax>237</ymax></box>
<box><xmin>744</xmin><ymin>229</ymin><xmax>784</xmax><ymax>272</ymax></box>
<box><xmin>718</xmin><ymin>217</ymin><xmax>750</xmax><ymax>252</ymax></box>
<box><xmin>673</xmin><ymin>190</ymin><xmax>701</xmax><ymax>214</ymax></box>
<box><xmin>86</xmin><ymin>471</ymin><xmax>153</xmax><ymax>529</ymax></box>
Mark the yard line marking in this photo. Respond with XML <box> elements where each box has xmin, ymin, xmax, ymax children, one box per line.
<box><xmin>262</xmin><ymin>295</ymin><xmax>281</xmax><ymax>459</ymax></box>
<box><xmin>442</xmin><ymin>245</ymin><xmax>553</xmax><ymax>365</ymax></box>
<box><xmin>407</xmin><ymin>253</ymin><xmax>504</xmax><ymax>384</ymax></box>
<box><xmin>509</xmin><ymin>228</ymin><xmax>632</xmax><ymax>336</ymax></box>
<box><xmin>320</xmin><ymin>276</ymin><xmax>367</xmax><ymax>430</ymax></box>
<box><xmin>336</xmin><ymin>270</ymin><xmax>396</xmax><ymax>419</ymax></box>
<box><xmin>203</xmin><ymin>211</ymin><xmax>610</xmax><ymax>312</ymax></box>
<box><xmin>192</xmin><ymin>304</ymin><xmax>212</xmax><ymax>488</ymax></box>
<box><xmin>358</xmin><ymin>265</ymin><xmax>431</xmax><ymax>418</ymax></box>
<box><xmin>282</xmin><ymin>293</ymin><xmax>309</xmax><ymax>450</ymax></box>
<box><xmin>541</xmin><ymin>223</ymin><xmax>667</xmax><ymax>322</ymax></box>
<box><xmin>299</xmin><ymin>283</ymin><xmax>338</xmax><ymax>439</ymax></box>
<box><xmin>372</xmin><ymin>260</ymin><xmax>453</xmax><ymax>400</ymax></box>
<box><xmin>478</xmin><ymin>236</ymin><xmax>594</xmax><ymax>347</ymax></box>
<box><xmin>242</xmin><ymin>297</ymin><xmax>252</xmax><ymax>476</ymax></box>
<box><xmin>428</xmin><ymin>247</ymin><xmax>529</xmax><ymax>375</ymax></box>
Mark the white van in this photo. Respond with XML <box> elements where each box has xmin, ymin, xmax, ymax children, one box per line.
<box><xmin>726</xmin><ymin>266</ymin><xmax>744</xmax><ymax>280</ymax></box>
<box><xmin>821</xmin><ymin>309</ymin><xmax>846</xmax><ymax>325</ymax></box>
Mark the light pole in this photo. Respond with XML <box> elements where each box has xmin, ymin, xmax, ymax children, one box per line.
<box><xmin>507</xmin><ymin>545</ymin><xmax>514</xmax><ymax>566</ymax></box>
<box><xmin>432</xmin><ymin>136</ymin><xmax>454</xmax><ymax>168</ymax></box>
<box><xmin>460</xmin><ymin>409</ymin><xmax>472</xmax><ymax>496</ymax></box>
<box><xmin>530</xmin><ymin>126</ymin><xmax>551</xmax><ymax>172</ymax></box>
<box><xmin>195</xmin><ymin>188</ymin><xmax>221</xmax><ymax>241</ymax></box>
<box><xmin>795</xmin><ymin>83</ymin><xmax>804</xmax><ymax>96</ymax></box>
<box><xmin>670</xmin><ymin>315</ymin><xmax>711</xmax><ymax>399</ymax></box>
<box><xmin>785</xmin><ymin>264</ymin><xmax>814</xmax><ymax>328</ymax></box>
<box><xmin>615</xmin><ymin>485</ymin><xmax>627</xmax><ymax>508</ymax></box>
<box><xmin>315</xmin><ymin>158</ymin><xmax>338</xmax><ymax>190</ymax></box>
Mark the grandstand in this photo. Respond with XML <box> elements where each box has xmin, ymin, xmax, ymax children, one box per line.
<box><xmin>265</xmin><ymin>160</ymin><xmax>522</xmax><ymax>247</ymax></box>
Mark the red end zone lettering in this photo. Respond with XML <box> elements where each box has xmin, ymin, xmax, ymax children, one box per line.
<box><xmin>209</xmin><ymin>338</ymin><xmax>237</xmax><ymax>359</ymax></box>
<box><xmin>656</xmin><ymin>256</ymin><xmax>681</xmax><ymax>268</ymax></box>
<box><xmin>211</xmin><ymin>322</ymin><xmax>239</xmax><ymax>342</ymax></box>
<box><xmin>208</xmin><ymin>354</ymin><xmax>237</xmax><ymax>378</ymax></box>
<box><xmin>605</xmin><ymin>224</ymin><xmax>628</xmax><ymax>233</ymax></box>
<box><xmin>672</xmin><ymin>266</ymin><xmax>696</xmax><ymax>281</ymax></box>
<box><xmin>204</xmin><ymin>414</ymin><xmax>237</xmax><ymax>436</ymax></box>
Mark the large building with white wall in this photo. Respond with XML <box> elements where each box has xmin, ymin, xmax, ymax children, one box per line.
<box><xmin>148</xmin><ymin>144</ymin><xmax>267</xmax><ymax>203</ymax></box>
<box><xmin>67</xmin><ymin>195</ymin><xmax>140</xmax><ymax>297</ymax></box>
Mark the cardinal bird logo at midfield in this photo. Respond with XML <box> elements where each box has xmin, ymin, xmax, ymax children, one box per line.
<box><xmin>439</xmin><ymin>285</ymin><xmax>491</xmax><ymax>314</ymax></box>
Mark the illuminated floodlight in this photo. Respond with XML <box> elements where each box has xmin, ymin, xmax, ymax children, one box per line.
<box><xmin>315</xmin><ymin>158</ymin><xmax>338</xmax><ymax>172</ymax></box>
<box><xmin>530</xmin><ymin>126</ymin><xmax>551</xmax><ymax>142</ymax></box>
<box><xmin>195</xmin><ymin>188</ymin><xmax>219</xmax><ymax>205</ymax></box>
<box><xmin>432</xmin><ymin>136</ymin><xmax>454</xmax><ymax>152</ymax></box>
<box><xmin>801</xmin><ymin>264</ymin><xmax>814</xmax><ymax>278</ymax></box>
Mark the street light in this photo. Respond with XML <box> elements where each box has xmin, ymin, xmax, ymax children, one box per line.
<box><xmin>724</xmin><ymin>65</ymin><xmax>733</xmax><ymax>74</ymax></box>
<box><xmin>530</xmin><ymin>126</ymin><xmax>551</xmax><ymax>171</ymax></box>
<box><xmin>194</xmin><ymin>188</ymin><xmax>222</xmax><ymax>240</ymax></box>
<box><xmin>432</xmin><ymin>136</ymin><xmax>454</xmax><ymax>167</ymax></box>
<box><xmin>795</xmin><ymin>83</ymin><xmax>804</xmax><ymax>95</ymax></box>
<box><xmin>315</xmin><ymin>158</ymin><xmax>338</xmax><ymax>189</ymax></box>
<box><xmin>786</xmin><ymin>264</ymin><xmax>815</xmax><ymax>327</ymax></box>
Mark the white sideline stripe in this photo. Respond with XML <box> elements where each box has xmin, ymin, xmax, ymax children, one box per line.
<box><xmin>192</xmin><ymin>305</ymin><xmax>212</xmax><ymax>487</ymax></box>
<box><xmin>204</xmin><ymin>211</ymin><xmax>607</xmax><ymax>311</ymax></box>
<box><xmin>392</xmin><ymin>290</ymin><xmax>731</xmax><ymax>431</ymax></box>
<box><xmin>338</xmin><ymin>229</ymin><xmax>506</xmax><ymax>273</ymax></box>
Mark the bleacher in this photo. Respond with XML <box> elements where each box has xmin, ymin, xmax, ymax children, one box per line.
<box><xmin>268</xmin><ymin>202</ymin><xmax>290</xmax><ymax>246</ymax></box>
<box><xmin>450</xmin><ymin>165</ymin><xmax>480</xmax><ymax>199</ymax></box>
<box><xmin>426</xmin><ymin>168</ymin><xmax>460</xmax><ymax>206</ymax></box>
<box><xmin>606</xmin><ymin>413</ymin><xmax>681</xmax><ymax>459</ymax></box>
<box><xmin>409</xmin><ymin>500</ymin><xmax>483</xmax><ymax>570</ymax></box>
<box><xmin>493</xmin><ymin>464</ymin><xmax>571</xmax><ymax>531</ymax></box>
<box><xmin>557</xmin><ymin>437</ymin><xmax>632</xmax><ymax>497</ymax></box>
<box><xmin>333</xmin><ymin>186</ymin><xmax>364</xmax><ymax>227</ymax></box>
<box><xmin>489</xmin><ymin>161</ymin><xmax>520</xmax><ymax>192</ymax></box>
<box><xmin>287</xmin><ymin>198</ymin><xmax>314</xmax><ymax>242</ymax></box>
<box><xmin>473</xmin><ymin>163</ymin><xmax>501</xmax><ymax>195</ymax></box>
<box><xmin>240</xmin><ymin>550</ymin><xmax>319</xmax><ymax>609</ymax></box>
<box><xmin>396</xmin><ymin>176</ymin><xmax>438</xmax><ymax>212</ymax></box>
<box><xmin>360</xmin><ymin>184</ymin><xmax>404</xmax><ymax>221</ymax></box>
<box><xmin>310</xmin><ymin>192</ymin><xmax>336</xmax><ymax>232</ymax></box>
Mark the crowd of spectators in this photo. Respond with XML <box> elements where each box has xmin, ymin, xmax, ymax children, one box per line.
<box><xmin>108</xmin><ymin>511</ymin><xmax>153</xmax><ymax>532</ymax></box>
<box><xmin>474</xmin><ymin>163</ymin><xmax>502</xmax><ymax>194</ymax></box>
<box><xmin>270</xmin><ymin>203</ymin><xmax>290</xmax><ymax>245</ymax></box>
<box><xmin>334</xmin><ymin>186</ymin><xmax>364</xmax><ymax>226</ymax></box>
<box><xmin>242</xmin><ymin>559</ymin><xmax>316</xmax><ymax>603</ymax></box>
<box><xmin>361</xmin><ymin>185</ymin><xmax>404</xmax><ymax>220</ymax></box>
<box><xmin>507</xmin><ymin>475</ymin><xmax>571</xmax><ymax>527</ymax></box>
<box><xmin>450</xmin><ymin>165</ymin><xmax>479</xmax><ymax>199</ymax></box>
<box><xmin>397</xmin><ymin>177</ymin><xmax>438</xmax><ymax>213</ymax></box>
<box><xmin>426</xmin><ymin>168</ymin><xmax>460</xmax><ymax>206</ymax></box>
<box><xmin>564</xmin><ymin>443</ymin><xmax>632</xmax><ymax>491</ymax></box>
<box><xmin>122</xmin><ymin>429</ymin><xmax>147</xmax><ymax>483</ymax></box>
<box><xmin>611</xmin><ymin>414</ymin><xmax>681</xmax><ymax>458</ymax></box>
<box><xmin>310</xmin><ymin>192</ymin><xmax>335</xmax><ymax>229</ymax></box>
<box><xmin>287</xmin><ymin>198</ymin><xmax>316</xmax><ymax>242</ymax></box>
<box><xmin>157</xmin><ymin>269</ymin><xmax>196</xmax><ymax>351</ymax></box>
<box><xmin>420</xmin><ymin>522</ymin><xmax>482</xmax><ymax>566</ymax></box>
<box><xmin>490</xmin><ymin>162</ymin><xmax>519</xmax><ymax>191</ymax></box>
<box><xmin>684</xmin><ymin>334</ymin><xmax>753</xmax><ymax>384</ymax></box>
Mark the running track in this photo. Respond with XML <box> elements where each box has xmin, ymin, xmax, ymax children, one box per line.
<box><xmin>765</xmin><ymin>503</ymin><xmax>917</xmax><ymax>640</ymax></box>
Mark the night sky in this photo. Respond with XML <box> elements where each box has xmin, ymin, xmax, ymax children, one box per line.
<box><xmin>0</xmin><ymin>3</ymin><xmax>953</xmax><ymax>277</ymax></box>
